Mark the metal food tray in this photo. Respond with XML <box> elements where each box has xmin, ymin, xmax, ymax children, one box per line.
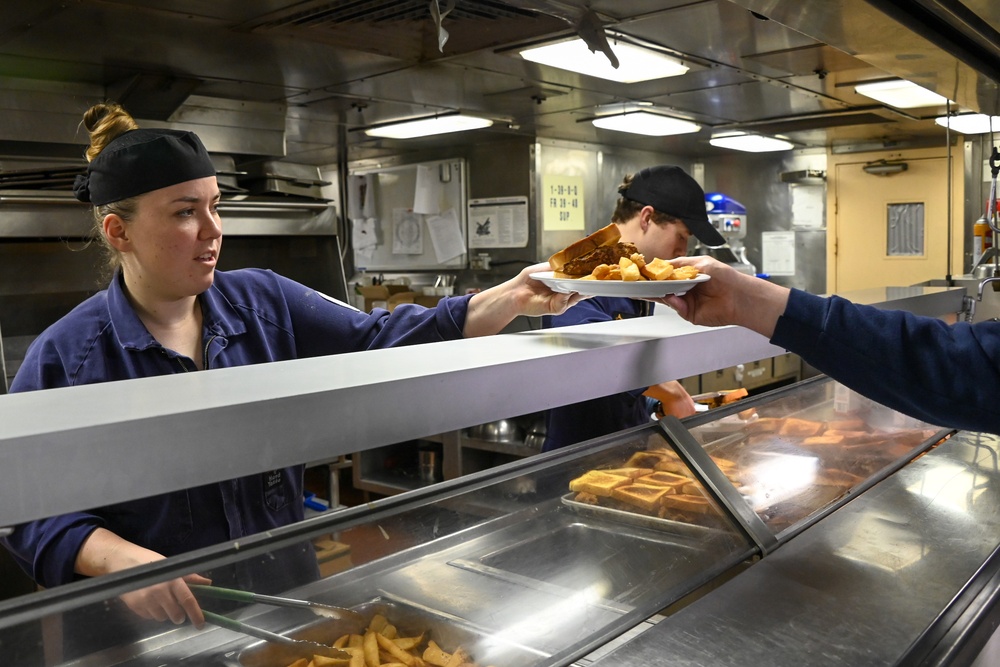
<box><xmin>560</xmin><ymin>493</ymin><xmax>721</xmax><ymax>538</ymax></box>
<box><xmin>236</xmin><ymin>595</ymin><xmax>545</xmax><ymax>667</ymax></box>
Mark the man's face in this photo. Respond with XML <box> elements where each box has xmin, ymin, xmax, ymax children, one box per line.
<box><xmin>641</xmin><ymin>219</ymin><xmax>691</xmax><ymax>261</ymax></box>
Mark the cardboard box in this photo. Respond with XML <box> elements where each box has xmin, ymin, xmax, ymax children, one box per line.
<box><xmin>357</xmin><ymin>285</ymin><xmax>413</xmax><ymax>311</ymax></box>
<box><xmin>387</xmin><ymin>291</ymin><xmax>418</xmax><ymax>312</ymax></box>
<box><xmin>357</xmin><ymin>285</ymin><xmax>388</xmax><ymax>311</ymax></box>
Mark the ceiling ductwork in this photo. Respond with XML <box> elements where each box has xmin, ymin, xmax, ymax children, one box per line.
<box><xmin>106</xmin><ymin>73</ymin><xmax>202</xmax><ymax>122</ymax></box>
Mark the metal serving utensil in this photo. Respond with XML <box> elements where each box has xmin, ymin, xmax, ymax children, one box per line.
<box><xmin>191</xmin><ymin>584</ymin><xmax>365</xmax><ymax>624</ymax></box>
<box><xmin>202</xmin><ymin>610</ymin><xmax>352</xmax><ymax>661</ymax></box>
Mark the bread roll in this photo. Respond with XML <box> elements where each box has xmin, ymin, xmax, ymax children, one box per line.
<box><xmin>802</xmin><ymin>435</ymin><xmax>845</xmax><ymax>446</ymax></box>
<box><xmin>653</xmin><ymin>459</ymin><xmax>690</xmax><ymax>475</ymax></box>
<box><xmin>547</xmin><ymin>223</ymin><xmax>621</xmax><ymax>274</ymax></box>
<box><xmin>611</xmin><ymin>483</ymin><xmax>673</xmax><ymax>512</ymax></box>
<box><xmin>625</xmin><ymin>450</ymin><xmax>670</xmax><ymax>469</ymax></box>
<box><xmin>660</xmin><ymin>493</ymin><xmax>713</xmax><ymax>515</ymax></box>
<box><xmin>637</xmin><ymin>471</ymin><xmax>690</xmax><ymax>487</ymax></box>
<box><xmin>825</xmin><ymin>418</ymin><xmax>866</xmax><ymax>432</ymax></box>
<box><xmin>778</xmin><ymin>418</ymin><xmax>824</xmax><ymax>437</ymax></box>
<box><xmin>569</xmin><ymin>470</ymin><xmax>630</xmax><ymax>497</ymax></box>
<box><xmin>601</xmin><ymin>467</ymin><xmax>655</xmax><ymax>479</ymax></box>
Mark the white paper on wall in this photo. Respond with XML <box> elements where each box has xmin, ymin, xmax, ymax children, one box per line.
<box><xmin>413</xmin><ymin>164</ymin><xmax>442</xmax><ymax>214</ymax></box>
<box><xmin>352</xmin><ymin>217</ymin><xmax>378</xmax><ymax>259</ymax></box>
<box><xmin>392</xmin><ymin>208</ymin><xmax>423</xmax><ymax>255</ymax></box>
<box><xmin>762</xmin><ymin>230</ymin><xmax>796</xmax><ymax>276</ymax></box>
<box><xmin>426</xmin><ymin>208</ymin><xmax>465</xmax><ymax>263</ymax></box>
<box><xmin>467</xmin><ymin>196</ymin><xmax>529</xmax><ymax>248</ymax></box>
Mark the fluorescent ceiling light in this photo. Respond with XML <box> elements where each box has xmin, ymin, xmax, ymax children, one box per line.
<box><xmin>519</xmin><ymin>38</ymin><xmax>689</xmax><ymax>83</ymax></box>
<box><xmin>364</xmin><ymin>114</ymin><xmax>493</xmax><ymax>139</ymax></box>
<box><xmin>855</xmin><ymin>80</ymin><xmax>949</xmax><ymax>108</ymax></box>
<box><xmin>710</xmin><ymin>132</ymin><xmax>794</xmax><ymax>153</ymax></box>
<box><xmin>592</xmin><ymin>112</ymin><xmax>700</xmax><ymax>136</ymax></box>
<box><xmin>934</xmin><ymin>114</ymin><xmax>1000</xmax><ymax>135</ymax></box>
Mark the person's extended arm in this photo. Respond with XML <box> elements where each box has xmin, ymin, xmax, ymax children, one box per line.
<box><xmin>661</xmin><ymin>256</ymin><xmax>1000</xmax><ymax>434</ymax></box>
<box><xmin>268</xmin><ymin>264</ymin><xmax>586</xmax><ymax>355</ymax></box>
<box><xmin>75</xmin><ymin>528</ymin><xmax>209</xmax><ymax>628</ymax></box>
<box><xmin>463</xmin><ymin>262</ymin><xmax>587</xmax><ymax>337</ymax></box>
<box><xmin>660</xmin><ymin>256</ymin><xmax>790</xmax><ymax>336</ymax></box>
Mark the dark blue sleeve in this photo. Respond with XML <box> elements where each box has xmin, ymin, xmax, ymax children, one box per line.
<box><xmin>543</xmin><ymin>296</ymin><xmax>622</xmax><ymax>328</ymax></box>
<box><xmin>266</xmin><ymin>272</ymin><xmax>471</xmax><ymax>355</ymax></box>
<box><xmin>1</xmin><ymin>514</ymin><xmax>104</xmax><ymax>588</ymax></box>
<box><xmin>772</xmin><ymin>289</ymin><xmax>1000</xmax><ymax>434</ymax></box>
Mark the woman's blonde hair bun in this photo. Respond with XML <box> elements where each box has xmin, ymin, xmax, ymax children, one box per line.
<box><xmin>81</xmin><ymin>102</ymin><xmax>139</xmax><ymax>163</ymax></box>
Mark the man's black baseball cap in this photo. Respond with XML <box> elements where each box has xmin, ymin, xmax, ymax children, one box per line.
<box><xmin>619</xmin><ymin>165</ymin><xmax>726</xmax><ymax>247</ymax></box>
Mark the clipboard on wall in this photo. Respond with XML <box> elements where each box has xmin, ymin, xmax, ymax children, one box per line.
<box><xmin>349</xmin><ymin>159</ymin><xmax>468</xmax><ymax>271</ymax></box>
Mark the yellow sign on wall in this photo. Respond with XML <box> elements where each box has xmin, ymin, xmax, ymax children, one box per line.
<box><xmin>542</xmin><ymin>175</ymin><xmax>585</xmax><ymax>231</ymax></box>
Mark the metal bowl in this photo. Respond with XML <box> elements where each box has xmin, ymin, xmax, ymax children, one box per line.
<box><xmin>524</xmin><ymin>432</ymin><xmax>546</xmax><ymax>450</ymax></box>
<box><xmin>468</xmin><ymin>419</ymin><xmax>524</xmax><ymax>443</ymax></box>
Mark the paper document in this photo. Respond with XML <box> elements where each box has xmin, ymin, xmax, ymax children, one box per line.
<box><xmin>352</xmin><ymin>217</ymin><xmax>378</xmax><ymax>259</ymax></box>
<box><xmin>392</xmin><ymin>208</ymin><xmax>423</xmax><ymax>255</ymax></box>
<box><xmin>426</xmin><ymin>208</ymin><xmax>465</xmax><ymax>263</ymax></box>
<box><xmin>413</xmin><ymin>164</ymin><xmax>442</xmax><ymax>214</ymax></box>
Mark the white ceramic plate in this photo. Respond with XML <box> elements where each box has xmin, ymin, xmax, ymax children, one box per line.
<box><xmin>531</xmin><ymin>271</ymin><xmax>710</xmax><ymax>298</ymax></box>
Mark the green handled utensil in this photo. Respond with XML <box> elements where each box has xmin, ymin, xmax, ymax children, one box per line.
<box><xmin>202</xmin><ymin>610</ymin><xmax>352</xmax><ymax>660</ymax></box>
<box><xmin>191</xmin><ymin>584</ymin><xmax>365</xmax><ymax>625</ymax></box>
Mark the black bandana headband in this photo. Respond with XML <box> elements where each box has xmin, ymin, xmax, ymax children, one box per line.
<box><xmin>73</xmin><ymin>128</ymin><xmax>217</xmax><ymax>206</ymax></box>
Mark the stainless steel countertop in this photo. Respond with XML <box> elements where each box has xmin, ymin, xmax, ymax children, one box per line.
<box><xmin>588</xmin><ymin>430</ymin><xmax>1000</xmax><ymax>666</ymax></box>
<box><xmin>0</xmin><ymin>285</ymin><xmax>965</xmax><ymax>529</ymax></box>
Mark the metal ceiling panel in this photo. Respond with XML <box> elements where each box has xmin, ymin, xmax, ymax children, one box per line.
<box><xmin>618</xmin><ymin>0</ymin><xmax>822</xmax><ymax>77</ymax></box>
<box><xmin>0</xmin><ymin>0</ymin><xmax>996</xmax><ymax>161</ymax></box>
<box><xmin>647</xmin><ymin>79</ymin><xmax>843</xmax><ymax>125</ymax></box>
<box><xmin>744</xmin><ymin>43</ymin><xmax>874</xmax><ymax>78</ymax></box>
<box><xmin>729</xmin><ymin>0</ymin><xmax>1000</xmax><ymax>114</ymax></box>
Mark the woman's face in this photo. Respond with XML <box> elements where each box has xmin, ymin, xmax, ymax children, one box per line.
<box><xmin>115</xmin><ymin>176</ymin><xmax>222</xmax><ymax>302</ymax></box>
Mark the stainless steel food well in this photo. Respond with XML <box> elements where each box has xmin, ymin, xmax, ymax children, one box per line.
<box><xmin>4</xmin><ymin>376</ymin><xmax>982</xmax><ymax>667</ymax></box>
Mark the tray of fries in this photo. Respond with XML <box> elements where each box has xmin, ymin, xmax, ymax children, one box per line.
<box><xmin>238</xmin><ymin>596</ymin><xmax>544</xmax><ymax>667</ymax></box>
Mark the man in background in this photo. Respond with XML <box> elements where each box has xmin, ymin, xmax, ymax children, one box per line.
<box><xmin>542</xmin><ymin>165</ymin><xmax>726</xmax><ymax>451</ymax></box>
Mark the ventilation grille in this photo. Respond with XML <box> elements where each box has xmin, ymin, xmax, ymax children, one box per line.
<box><xmin>249</xmin><ymin>0</ymin><xmax>564</xmax><ymax>61</ymax></box>
<box><xmin>258</xmin><ymin>0</ymin><xmax>540</xmax><ymax>30</ymax></box>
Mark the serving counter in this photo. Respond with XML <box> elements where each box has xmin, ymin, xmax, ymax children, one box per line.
<box><xmin>1</xmin><ymin>284</ymin><xmax>994</xmax><ymax>666</ymax></box>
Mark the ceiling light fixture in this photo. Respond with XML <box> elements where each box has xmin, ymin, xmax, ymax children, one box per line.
<box><xmin>854</xmin><ymin>79</ymin><xmax>949</xmax><ymax>108</ymax></box>
<box><xmin>363</xmin><ymin>114</ymin><xmax>493</xmax><ymax>139</ymax></box>
<box><xmin>709</xmin><ymin>132</ymin><xmax>794</xmax><ymax>153</ymax></box>
<box><xmin>592</xmin><ymin>111</ymin><xmax>701</xmax><ymax>136</ymax></box>
<box><xmin>933</xmin><ymin>113</ymin><xmax>1000</xmax><ymax>135</ymax></box>
<box><xmin>519</xmin><ymin>37</ymin><xmax>689</xmax><ymax>84</ymax></box>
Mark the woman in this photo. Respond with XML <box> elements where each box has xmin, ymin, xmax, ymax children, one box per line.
<box><xmin>542</xmin><ymin>166</ymin><xmax>719</xmax><ymax>451</ymax></box>
<box><xmin>0</xmin><ymin>103</ymin><xmax>584</xmax><ymax>645</ymax></box>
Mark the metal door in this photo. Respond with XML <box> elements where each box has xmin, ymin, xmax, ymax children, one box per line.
<box><xmin>831</xmin><ymin>154</ymin><xmax>961</xmax><ymax>292</ymax></box>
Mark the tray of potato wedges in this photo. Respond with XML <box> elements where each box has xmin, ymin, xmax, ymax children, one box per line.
<box><xmin>241</xmin><ymin>596</ymin><xmax>541</xmax><ymax>667</ymax></box>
